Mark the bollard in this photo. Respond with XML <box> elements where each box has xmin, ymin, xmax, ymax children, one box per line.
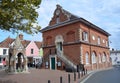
<box><xmin>86</xmin><ymin>69</ymin><xmax>87</xmax><ymax>74</ymax></box>
<box><xmin>48</xmin><ymin>80</ymin><xmax>50</xmax><ymax>83</ymax></box>
<box><xmin>68</xmin><ymin>74</ymin><xmax>70</xmax><ymax>83</ymax></box>
<box><xmin>78</xmin><ymin>71</ymin><xmax>80</xmax><ymax>79</ymax></box>
<box><xmin>60</xmin><ymin>76</ymin><xmax>62</xmax><ymax>83</ymax></box>
<box><xmin>84</xmin><ymin>70</ymin><xmax>85</xmax><ymax>75</ymax></box>
<box><xmin>81</xmin><ymin>71</ymin><xmax>83</xmax><ymax>77</ymax></box>
<box><xmin>74</xmin><ymin>72</ymin><xmax>76</xmax><ymax>81</ymax></box>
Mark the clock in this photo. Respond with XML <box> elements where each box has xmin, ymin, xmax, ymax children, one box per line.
<box><xmin>56</xmin><ymin>9</ymin><xmax>60</xmax><ymax>15</ymax></box>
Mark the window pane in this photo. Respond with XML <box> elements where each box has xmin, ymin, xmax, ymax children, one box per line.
<box><xmin>86</xmin><ymin>53</ymin><xmax>89</xmax><ymax>64</ymax></box>
<box><xmin>98</xmin><ymin>37</ymin><xmax>100</xmax><ymax>45</ymax></box>
<box><xmin>3</xmin><ymin>49</ymin><xmax>7</xmax><ymax>55</ymax></box>
<box><xmin>31</xmin><ymin>49</ymin><xmax>34</xmax><ymax>54</ymax></box>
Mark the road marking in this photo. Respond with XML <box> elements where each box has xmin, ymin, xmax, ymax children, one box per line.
<box><xmin>80</xmin><ymin>67</ymin><xmax>113</xmax><ymax>83</ymax></box>
<box><xmin>80</xmin><ymin>72</ymin><xmax>96</xmax><ymax>83</ymax></box>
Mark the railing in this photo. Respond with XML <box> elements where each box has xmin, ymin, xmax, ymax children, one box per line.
<box><xmin>43</xmin><ymin>48</ymin><xmax>77</xmax><ymax>70</ymax></box>
<box><xmin>56</xmin><ymin>49</ymin><xmax>77</xmax><ymax>70</ymax></box>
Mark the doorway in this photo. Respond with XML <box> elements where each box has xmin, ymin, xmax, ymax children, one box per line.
<box><xmin>50</xmin><ymin>57</ymin><xmax>56</xmax><ymax>70</ymax></box>
<box><xmin>16</xmin><ymin>53</ymin><xmax>24</xmax><ymax>69</ymax></box>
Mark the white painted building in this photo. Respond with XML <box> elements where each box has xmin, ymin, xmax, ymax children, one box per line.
<box><xmin>110</xmin><ymin>50</ymin><xmax>120</xmax><ymax>65</ymax></box>
<box><xmin>0</xmin><ymin>48</ymin><xmax>9</xmax><ymax>67</ymax></box>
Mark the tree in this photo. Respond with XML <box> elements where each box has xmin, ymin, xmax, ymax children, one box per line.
<box><xmin>0</xmin><ymin>0</ymin><xmax>41</xmax><ymax>34</ymax></box>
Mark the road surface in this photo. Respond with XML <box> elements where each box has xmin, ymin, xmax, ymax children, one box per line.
<box><xmin>84</xmin><ymin>66</ymin><xmax>120</xmax><ymax>83</ymax></box>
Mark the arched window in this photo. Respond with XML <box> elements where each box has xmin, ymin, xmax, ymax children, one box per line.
<box><xmin>102</xmin><ymin>53</ymin><xmax>106</xmax><ymax>62</ymax></box>
<box><xmin>85</xmin><ymin>52</ymin><xmax>89</xmax><ymax>64</ymax></box>
<box><xmin>99</xmin><ymin>53</ymin><xmax>101</xmax><ymax>63</ymax></box>
<box><xmin>92</xmin><ymin>52</ymin><xmax>96</xmax><ymax>64</ymax></box>
<box><xmin>66</xmin><ymin>31</ymin><xmax>75</xmax><ymax>42</ymax></box>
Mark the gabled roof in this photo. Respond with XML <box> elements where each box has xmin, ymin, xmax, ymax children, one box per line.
<box><xmin>35</xmin><ymin>41</ymin><xmax>42</xmax><ymax>49</ymax></box>
<box><xmin>0</xmin><ymin>37</ymin><xmax>30</xmax><ymax>48</ymax></box>
<box><xmin>0</xmin><ymin>37</ymin><xmax>14</xmax><ymax>48</ymax></box>
<box><xmin>40</xmin><ymin>5</ymin><xmax>110</xmax><ymax>36</ymax></box>
<box><xmin>21</xmin><ymin>40</ymin><xmax>31</xmax><ymax>48</ymax></box>
<box><xmin>0</xmin><ymin>35</ymin><xmax>42</xmax><ymax>49</ymax></box>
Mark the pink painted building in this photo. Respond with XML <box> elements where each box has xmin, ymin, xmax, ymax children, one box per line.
<box><xmin>26</xmin><ymin>41</ymin><xmax>42</xmax><ymax>66</ymax></box>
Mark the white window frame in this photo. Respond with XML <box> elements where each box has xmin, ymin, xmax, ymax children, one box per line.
<box><xmin>85</xmin><ymin>52</ymin><xmax>89</xmax><ymax>64</ymax></box>
<box><xmin>56</xmin><ymin>17</ymin><xmax>60</xmax><ymax>24</ymax></box>
<box><xmin>106</xmin><ymin>41</ymin><xmax>108</xmax><ymax>47</ymax></box>
<box><xmin>83</xmin><ymin>32</ymin><xmax>88</xmax><ymax>41</ymax></box>
<box><xmin>98</xmin><ymin>37</ymin><xmax>100</xmax><ymax>45</ymax></box>
<box><xmin>3</xmin><ymin>49</ymin><xmax>7</xmax><ymax>55</ymax></box>
<box><xmin>31</xmin><ymin>48</ymin><xmax>34</xmax><ymax>54</ymax></box>
<box><xmin>99</xmin><ymin>54</ymin><xmax>101</xmax><ymax>63</ymax></box>
<box><xmin>92</xmin><ymin>52</ymin><xmax>96</xmax><ymax>64</ymax></box>
<box><xmin>102</xmin><ymin>53</ymin><xmax>106</xmax><ymax>62</ymax></box>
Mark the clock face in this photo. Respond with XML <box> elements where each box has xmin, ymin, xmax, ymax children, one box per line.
<box><xmin>56</xmin><ymin>10</ymin><xmax>60</xmax><ymax>15</ymax></box>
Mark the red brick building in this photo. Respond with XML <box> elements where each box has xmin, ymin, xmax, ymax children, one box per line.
<box><xmin>41</xmin><ymin>5</ymin><xmax>111</xmax><ymax>71</ymax></box>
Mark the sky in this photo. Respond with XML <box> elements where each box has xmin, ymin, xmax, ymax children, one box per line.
<box><xmin>0</xmin><ymin>0</ymin><xmax>120</xmax><ymax>50</ymax></box>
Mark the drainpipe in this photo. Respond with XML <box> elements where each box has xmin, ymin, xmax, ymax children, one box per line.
<box><xmin>89</xmin><ymin>27</ymin><xmax>92</xmax><ymax>70</ymax></box>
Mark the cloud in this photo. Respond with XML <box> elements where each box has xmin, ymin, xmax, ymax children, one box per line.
<box><xmin>36</xmin><ymin>0</ymin><xmax>57</xmax><ymax>28</ymax></box>
<box><xmin>35</xmin><ymin>0</ymin><xmax>120</xmax><ymax>49</ymax></box>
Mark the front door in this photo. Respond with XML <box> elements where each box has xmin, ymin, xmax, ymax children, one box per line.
<box><xmin>51</xmin><ymin>57</ymin><xmax>55</xmax><ymax>70</ymax></box>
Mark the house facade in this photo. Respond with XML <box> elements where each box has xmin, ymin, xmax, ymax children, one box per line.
<box><xmin>41</xmin><ymin>5</ymin><xmax>111</xmax><ymax>71</ymax></box>
<box><xmin>110</xmin><ymin>49</ymin><xmax>120</xmax><ymax>65</ymax></box>
<box><xmin>0</xmin><ymin>47</ymin><xmax>9</xmax><ymax>67</ymax></box>
<box><xmin>26</xmin><ymin>41</ymin><xmax>42</xmax><ymax>67</ymax></box>
<box><xmin>0</xmin><ymin>34</ymin><xmax>42</xmax><ymax>68</ymax></box>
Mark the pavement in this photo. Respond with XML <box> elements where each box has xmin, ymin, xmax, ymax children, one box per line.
<box><xmin>0</xmin><ymin>68</ymin><xmax>76</xmax><ymax>83</ymax></box>
<box><xmin>0</xmin><ymin>67</ymin><xmax>113</xmax><ymax>83</ymax></box>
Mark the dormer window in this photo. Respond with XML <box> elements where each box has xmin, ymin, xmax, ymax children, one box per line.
<box><xmin>56</xmin><ymin>16</ymin><xmax>60</xmax><ymax>24</ymax></box>
<box><xmin>56</xmin><ymin>9</ymin><xmax>60</xmax><ymax>24</ymax></box>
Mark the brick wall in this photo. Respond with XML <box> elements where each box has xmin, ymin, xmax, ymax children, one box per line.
<box><xmin>41</xmin><ymin>5</ymin><xmax>111</xmax><ymax>71</ymax></box>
